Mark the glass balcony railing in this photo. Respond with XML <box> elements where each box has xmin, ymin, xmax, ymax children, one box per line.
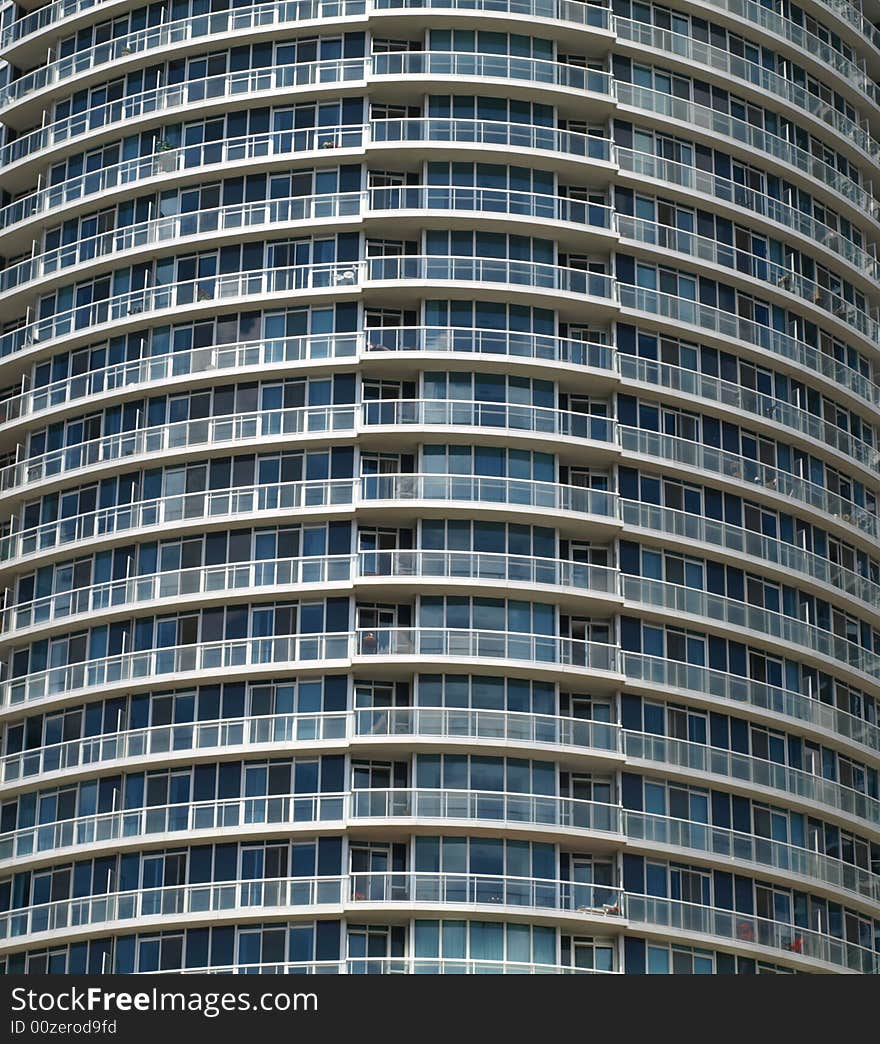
<box><xmin>1</xmin><ymin>186</ymin><xmax>608</xmax><ymax>301</ymax></box>
<box><xmin>0</xmin><ymin>704</ymin><xmax>620</xmax><ymax>784</ymax></box>
<box><xmin>372</xmin><ymin>0</ymin><xmax>612</xmax><ymax>29</ymax></box>
<box><xmin>625</xmin><ymin>892</ymin><xmax>879</xmax><ymax>972</ymax></box>
<box><xmin>362</xmin><ymin>326</ymin><xmax>613</xmax><ymax>369</ymax></box>
<box><xmin>0</xmin><ymin>0</ymin><xmax>369</xmax><ymax>109</ymax></box>
<box><xmin>359</xmin><ymin>473</ymin><xmax>617</xmax><ymax>518</ymax></box>
<box><xmin>623</xmin><ymin>809</ymin><xmax>880</xmax><ymax>909</ymax></box>
<box><xmin>371</xmin><ymin>50</ymin><xmax>613</xmax><ymax>96</ymax></box>
<box><xmin>622</xmin><ymin>574</ymin><xmax>880</xmax><ymax>682</ymax></box>
<box><xmin>2</xmin><ymin>406</ymin><xmax>357</xmax><ymax>496</ymax></box>
<box><xmin>615</xmin><ymin>17</ymin><xmax>880</xmax><ymax>163</ymax></box>
<box><xmin>0</xmin><ymin>792</ymin><xmax>623</xmax><ymax>864</ymax></box>
<box><xmin>0</xmin><ymin>875</ymin><xmax>348</xmax><ymax>942</ymax></box>
<box><xmin>0</xmin><ymin>476</ymin><xmax>612</xmax><ymax>567</ymax></box>
<box><xmin>0</xmin><ymin>792</ymin><xmax>349</xmax><ymax>863</ymax></box>
<box><xmin>361</xmin><ymin>398</ymin><xmax>615</xmax><ymax>441</ymax></box>
<box><xmin>0</xmin><ymin>478</ymin><xmax>357</xmax><ymax>565</ymax></box>
<box><xmin>617</xmin><ymin>283</ymin><xmax>879</xmax><ymax>410</ymax></box>
<box><xmin>179</xmin><ymin>958</ymin><xmax>611</xmax><ymax>974</ymax></box>
<box><xmin>2</xmin><ymin>549</ymin><xmax>617</xmax><ymax>636</ymax></box>
<box><xmin>617</xmin><ymin>214</ymin><xmax>880</xmax><ymax>348</ymax></box>
<box><xmin>352</xmin><ymin>705</ymin><xmax>620</xmax><ymax>752</ymax></box>
<box><xmin>365</xmin><ymin>254</ymin><xmax>613</xmax><ymax>297</ymax></box>
<box><xmin>0</xmin><ymin>630</ymin><xmax>621</xmax><ymax>707</ymax></box>
<box><xmin>0</xmin><ymin>875</ymin><xmax>625</xmax><ymax>944</ymax></box>
<box><xmin>0</xmin><ymin>192</ymin><xmax>364</xmax><ymax>297</ymax></box>
<box><xmin>370</xmin><ymin>116</ymin><xmax>612</xmax><ymax>161</ymax></box>
<box><xmin>695</xmin><ymin>0</ymin><xmax>877</xmax><ymax>107</ymax></box>
<box><xmin>349</xmin><ymin>787</ymin><xmax>622</xmax><ymax>833</ymax></box>
<box><xmin>622</xmin><ymin>651</ymin><xmax>880</xmax><ymax>758</ymax></box>
<box><xmin>0</xmin><ymin>328</ymin><xmax>613</xmax><ymax>428</ymax></box>
<box><xmin>618</xmin><ymin>424</ymin><xmax>880</xmax><ymax>541</ymax></box>
<box><xmin>0</xmin><ymin>125</ymin><xmax>366</xmax><ymax>234</ymax></box>
<box><xmin>623</xmin><ymin>730</ymin><xmax>880</xmax><ymax>826</ymax></box>
<box><xmin>618</xmin><ymin>354</ymin><xmax>880</xmax><ymax>478</ymax></box>
<box><xmin>616</xmin><ymin>82</ymin><xmax>880</xmax><ymax>221</ymax></box>
<box><xmin>0</xmin><ymin>59</ymin><xmax>369</xmax><ymax>170</ymax></box>
<box><xmin>0</xmin><ymin>258</ymin><xmax>612</xmax><ymax>360</ymax></box>
<box><xmin>621</xmin><ymin>498</ymin><xmax>880</xmax><ymax>625</ymax></box>
<box><xmin>616</xmin><ymin>147</ymin><xmax>880</xmax><ymax>285</ymax></box>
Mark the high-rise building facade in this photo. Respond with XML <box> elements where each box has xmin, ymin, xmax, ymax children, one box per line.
<box><xmin>0</xmin><ymin>0</ymin><xmax>878</xmax><ymax>977</ymax></box>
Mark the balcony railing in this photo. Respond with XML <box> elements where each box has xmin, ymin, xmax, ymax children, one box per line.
<box><xmin>616</xmin><ymin>82</ymin><xmax>880</xmax><ymax>220</ymax></box>
<box><xmin>625</xmin><ymin>892</ymin><xmax>878</xmax><ymax>972</ymax></box>
<box><xmin>0</xmin><ymin>792</ymin><xmax>623</xmax><ymax>863</ymax></box>
<box><xmin>0</xmin><ymin>704</ymin><xmax>621</xmax><ymax>784</ymax></box>
<box><xmin>0</xmin><ymin>478</ymin><xmax>357</xmax><ymax>565</ymax></box>
<box><xmin>2</xmin><ymin>549</ymin><xmax>618</xmax><ymax>635</ymax></box>
<box><xmin>622</xmin><ymin>573</ymin><xmax>880</xmax><ymax>682</ymax></box>
<box><xmin>619</xmin><ymin>424</ymin><xmax>880</xmax><ymax>541</ymax></box>
<box><xmin>0</xmin><ymin>874</ymin><xmax>624</xmax><ymax>943</ymax></box>
<box><xmin>0</xmin><ymin>629</ymin><xmax>620</xmax><ymax>707</ymax></box>
<box><xmin>624</xmin><ymin>730</ymin><xmax>880</xmax><ymax>825</ymax></box>
<box><xmin>623</xmin><ymin>809</ymin><xmax>880</xmax><ymax>908</ymax></box>
<box><xmin>617</xmin><ymin>282</ymin><xmax>879</xmax><ymax>410</ymax></box>
<box><xmin>622</xmin><ymin>651</ymin><xmax>880</xmax><ymax>758</ymax></box>
<box><xmin>615</xmin><ymin>17</ymin><xmax>880</xmax><ymax>163</ymax></box>
<box><xmin>621</xmin><ymin>498</ymin><xmax>880</xmax><ymax>635</ymax></box>
<box><xmin>618</xmin><ymin>214</ymin><xmax>880</xmax><ymax>347</ymax></box>
<box><xmin>616</xmin><ymin>146</ymin><xmax>880</xmax><ymax>285</ymax></box>
<box><xmin>2</xmin><ymin>406</ymin><xmax>357</xmax><ymax>496</ymax></box>
<box><xmin>0</xmin><ymin>326</ymin><xmax>612</xmax><ymax>429</ymax></box>
<box><xmin>361</xmin><ymin>398</ymin><xmax>614</xmax><ymax>441</ymax></box>
<box><xmin>618</xmin><ymin>354</ymin><xmax>880</xmax><ymax>477</ymax></box>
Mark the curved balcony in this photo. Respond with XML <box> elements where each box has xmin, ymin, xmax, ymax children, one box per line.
<box><xmin>623</xmin><ymin>809</ymin><xmax>880</xmax><ymax>912</ymax></box>
<box><xmin>0</xmin><ymin>791</ymin><xmax>623</xmax><ymax>866</ymax></box>
<box><xmin>2</xmin><ymin>550</ymin><xmax>618</xmax><ymax>640</ymax></box>
<box><xmin>618</xmin><ymin>354</ymin><xmax>880</xmax><ymax>482</ymax></box>
<box><xmin>0</xmin><ymin>53</ymin><xmax>614</xmax><ymax>177</ymax></box>
<box><xmin>621</xmin><ymin>498</ymin><xmax>880</xmax><ymax>627</ymax></box>
<box><xmin>616</xmin><ymin>283</ymin><xmax>879</xmax><ymax>416</ymax></box>
<box><xmin>615</xmin><ymin>17</ymin><xmax>880</xmax><ymax>165</ymax></box>
<box><xmin>0</xmin><ymin>191</ymin><xmax>365</xmax><ymax>298</ymax></box>
<box><xmin>1</xmin><ymin>185</ymin><xmax>614</xmax><ymax>301</ymax></box>
<box><xmin>618</xmin><ymin>214</ymin><xmax>880</xmax><ymax>351</ymax></box>
<box><xmin>0</xmin><ymin>478</ymin><xmax>357</xmax><ymax>569</ymax></box>
<box><xmin>0</xmin><ymin>629</ymin><xmax>622</xmax><ymax>710</ymax></box>
<box><xmin>0</xmin><ymin>0</ymin><xmax>369</xmax><ymax>116</ymax></box>
<box><xmin>0</xmin><ymin>476</ymin><xmax>615</xmax><ymax>571</ymax></box>
<box><xmin>0</xmin><ymin>705</ymin><xmax>621</xmax><ymax>788</ymax></box>
<box><xmin>616</xmin><ymin>82</ymin><xmax>880</xmax><ymax>224</ymax></box>
<box><xmin>0</xmin><ymin>257</ymin><xmax>614</xmax><ymax>363</ymax></box>
<box><xmin>622</xmin><ymin>651</ymin><xmax>880</xmax><ymax>761</ymax></box>
<box><xmin>1</xmin><ymin>406</ymin><xmax>357</xmax><ymax>500</ymax></box>
<box><xmin>616</xmin><ymin>146</ymin><xmax>880</xmax><ymax>288</ymax></box>
<box><xmin>358</xmin><ymin>473</ymin><xmax>617</xmax><ymax>523</ymax></box>
<box><xmin>626</xmin><ymin>892</ymin><xmax>878</xmax><ymax>972</ymax></box>
<box><xmin>623</xmin><ymin>730</ymin><xmax>880</xmax><ymax>830</ymax></box>
<box><xmin>6</xmin><ymin>398</ymin><xmax>614</xmax><ymax>510</ymax></box>
<box><xmin>622</xmin><ymin>574</ymin><xmax>880</xmax><ymax>685</ymax></box>
<box><xmin>696</xmin><ymin>0</ymin><xmax>877</xmax><ymax>108</ymax></box>
<box><xmin>370</xmin><ymin>50</ymin><xmax>613</xmax><ymax>99</ymax></box>
<box><xmin>619</xmin><ymin>425</ymin><xmax>880</xmax><ymax>543</ymax></box>
<box><xmin>0</xmin><ymin>875</ymin><xmax>625</xmax><ymax>950</ymax></box>
<box><xmin>0</xmin><ymin>328</ymin><xmax>613</xmax><ymax>432</ymax></box>
<box><xmin>0</xmin><ymin>791</ymin><xmax>350</xmax><ymax>865</ymax></box>
<box><xmin>0</xmin><ymin>124</ymin><xmax>366</xmax><ymax>236</ymax></box>
<box><xmin>361</xmin><ymin>398</ymin><xmax>615</xmax><ymax>446</ymax></box>
<box><xmin>0</xmin><ymin>58</ymin><xmax>369</xmax><ymax>175</ymax></box>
